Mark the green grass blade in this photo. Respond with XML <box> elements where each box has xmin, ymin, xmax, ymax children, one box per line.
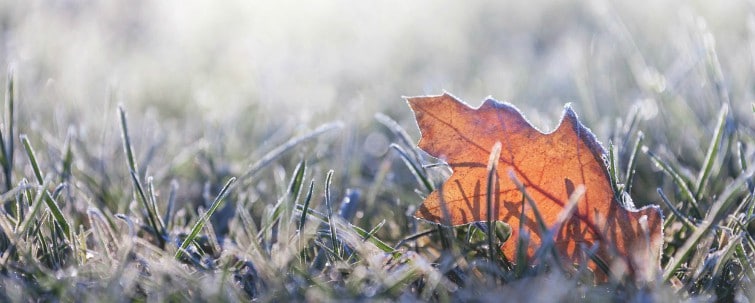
<box><xmin>283</xmin><ymin>159</ymin><xmax>307</xmax><ymax>225</ymax></box>
<box><xmin>2</xmin><ymin>69</ymin><xmax>14</xmax><ymax>191</ymax></box>
<box><xmin>18</xmin><ymin>184</ymin><xmax>46</xmax><ymax>235</ymax></box>
<box><xmin>349</xmin><ymin>221</ymin><xmax>395</xmax><ymax>254</ymax></box>
<box><xmin>117</xmin><ymin>105</ymin><xmax>139</xmax><ymax>176</ymax></box>
<box><xmin>656</xmin><ymin>188</ymin><xmax>695</xmax><ymax>230</ymax></box>
<box><xmin>737</xmin><ymin>141</ymin><xmax>754</xmax><ymax>194</ymax></box>
<box><xmin>644</xmin><ymin>148</ymin><xmax>703</xmax><ymax>218</ymax></box>
<box><xmin>20</xmin><ymin>135</ymin><xmax>43</xmax><ymax>184</ymax></box>
<box><xmin>20</xmin><ymin>135</ymin><xmax>70</xmax><ymax>238</ymax></box>
<box><xmin>694</xmin><ymin>104</ymin><xmax>728</xmax><ymax>200</ymax></box>
<box><xmin>375</xmin><ymin>113</ymin><xmax>421</xmax><ymax>160</ymax></box>
<box><xmin>363</xmin><ymin>219</ymin><xmax>386</xmax><ymax>241</ymax></box>
<box><xmin>129</xmin><ymin>171</ymin><xmax>164</xmax><ymax>247</ymax></box>
<box><xmin>60</xmin><ymin>127</ymin><xmax>74</xmax><ymax>183</ymax></box>
<box><xmin>176</xmin><ymin>177</ymin><xmax>236</xmax><ymax>259</ymax></box>
<box><xmin>486</xmin><ymin>142</ymin><xmax>501</xmax><ymax>262</ymax></box>
<box><xmin>390</xmin><ymin>143</ymin><xmax>434</xmax><ymax>192</ymax></box>
<box><xmin>514</xmin><ymin>227</ymin><xmax>529</xmax><ymax>278</ymax></box>
<box><xmin>146</xmin><ymin>177</ymin><xmax>166</xmax><ymax>233</ymax></box>
<box><xmin>663</xmin><ymin>165</ymin><xmax>755</xmax><ymax>281</ymax></box>
<box><xmin>298</xmin><ymin>201</ymin><xmax>396</xmax><ymax>254</ymax></box>
<box><xmin>298</xmin><ymin>179</ymin><xmax>315</xmax><ymax>231</ymax></box>
<box><xmin>507</xmin><ymin>169</ymin><xmax>547</xmax><ymax>234</ymax></box>
<box><xmin>608</xmin><ymin>140</ymin><xmax>621</xmax><ymax>194</ymax></box>
<box><xmin>376</xmin><ymin>112</ymin><xmax>434</xmax><ymax>190</ymax></box>
<box><xmin>0</xmin><ymin>208</ymin><xmax>16</xmax><ymax>248</ymax></box>
<box><xmin>289</xmin><ymin>160</ymin><xmax>307</xmax><ymax>206</ymax></box>
<box><xmin>324</xmin><ymin>170</ymin><xmax>340</xmax><ymax>258</ymax></box>
<box><xmin>13</xmin><ymin>179</ymin><xmax>28</xmax><ymax>229</ymax></box>
<box><xmin>265</xmin><ymin>160</ymin><xmax>307</xmax><ymax>239</ymax></box>
<box><xmin>236</xmin><ymin>122</ymin><xmax>342</xmax><ymax>186</ymax></box>
<box><xmin>119</xmin><ymin>106</ymin><xmax>166</xmax><ymax>247</ymax></box>
<box><xmin>163</xmin><ymin>180</ymin><xmax>178</xmax><ymax>230</ymax></box>
<box><xmin>711</xmin><ymin>234</ymin><xmax>741</xmax><ymax>278</ymax></box>
<box><xmin>624</xmin><ymin>131</ymin><xmax>644</xmax><ymax>193</ymax></box>
<box><xmin>0</xmin><ymin>127</ymin><xmax>7</xmax><ymax>192</ymax></box>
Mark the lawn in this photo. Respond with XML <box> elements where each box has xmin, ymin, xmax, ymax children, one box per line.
<box><xmin>0</xmin><ymin>0</ymin><xmax>753</xmax><ymax>301</ymax></box>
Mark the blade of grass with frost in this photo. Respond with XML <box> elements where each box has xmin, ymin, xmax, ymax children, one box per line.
<box><xmin>119</xmin><ymin>106</ymin><xmax>165</xmax><ymax>247</ymax></box>
<box><xmin>375</xmin><ymin>113</ymin><xmax>422</xmax><ymax>161</ymax></box>
<box><xmin>0</xmin><ymin>119</ymin><xmax>6</xmax><ymax>192</ymax></box>
<box><xmin>585</xmin><ymin>244</ymin><xmax>610</xmax><ymax>278</ymax></box>
<box><xmin>394</xmin><ymin>229</ymin><xmax>435</xmax><ymax>249</ymax></box>
<box><xmin>295</xmin><ymin>201</ymin><xmax>396</xmax><ymax>254</ymax></box>
<box><xmin>694</xmin><ymin>104</ymin><xmax>728</xmax><ymax>200</ymax></box>
<box><xmin>88</xmin><ymin>207</ymin><xmax>117</xmax><ymax>260</ymax></box>
<box><xmin>737</xmin><ymin>142</ymin><xmax>754</xmax><ymax>195</ymax></box>
<box><xmin>514</xmin><ymin>227</ymin><xmax>529</xmax><ymax>278</ymax></box>
<box><xmin>48</xmin><ymin>217</ymin><xmax>60</xmax><ymax>266</ymax></box>
<box><xmin>34</xmin><ymin>217</ymin><xmax>51</xmax><ymax>259</ymax></box>
<box><xmin>349</xmin><ymin>222</ymin><xmax>396</xmax><ymax>255</ymax></box>
<box><xmin>163</xmin><ymin>180</ymin><xmax>178</xmax><ymax>230</ymax></box>
<box><xmin>236</xmin><ymin>122</ymin><xmax>342</xmax><ymax>186</ymax></box>
<box><xmin>644</xmin><ymin>148</ymin><xmax>702</xmax><ymax>218</ymax></box>
<box><xmin>657</xmin><ymin>188</ymin><xmax>696</xmax><ymax>229</ymax></box>
<box><xmin>507</xmin><ymin>170</ymin><xmax>548</xmax><ymax>234</ymax></box>
<box><xmin>608</xmin><ymin>141</ymin><xmax>622</xmax><ymax>194</ymax></box>
<box><xmin>350</xmin><ymin>219</ymin><xmax>400</xmax><ymax>257</ymax></box>
<box><xmin>1</xmin><ymin>70</ymin><xmax>14</xmax><ymax>191</ymax></box>
<box><xmin>176</xmin><ymin>177</ymin><xmax>236</xmax><ymax>259</ymax></box>
<box><xmin>0</xmin><ymin>212</ymin><xmax>16</xmax><ymax>249</ymax></box>
<box><xmin>237</xmin><ymin>203</ymin><xmax>268</xmax><ymax>260</ymax></box>
<box><xmin>732</xmin><ymin>217</ymin><xmax>755</xmax><ymax>252</ymax></box>
<box><xmin>117</xmin><ymin>105</ymin><xmax>139</xmax><ymax>174</ymax></box>
<box><xmin>390</xmin><ymin>143</ymin><xmax>434</xmax><ymax>192</ymax></box>
<box><xmin>260</xmin><ymin>204</ymin><xmax>274</xmax><ymax>252</ymax></box>
<box><xmin>60</xmin><ymin>127</ymin><xmax>74</xmax><ymax>183</ymax></box>
<box><xmin>735</xmin><ymin>243</ymin><xmax>755</xmax><ymax>282</ymax></box>
<box><xmin>363</xmin><ymin>219</ymin><xmax>386</xmax><ymax>242</ymax></box>
<box><xmin>267</xmin><ymin>159</ymin><xmax>306</xmax><ymax>238</ymax></box>
<box><xmin>289</xmin><ymin>160</ymin><xmax>306</xmax><ymax>206</ymax></box>
<box><xmin>129</xmin><ymin>171</ymin><xmax>164</xmax><ymax>247</ymax></box>
<box><xmin>51</xmin><ymin>183</ymin><xmax>66</xmax><ymax>201</ymax></box>
<box><xmin>619</xmin><ymin>106</ymin><xmax>641</xmax><ymax>153</ymax></box>
<box><xmin>296</xmin><ymin>179</ymin><xmax>316</xmax><ymax>264</ymax></box>
<box><xmin>508</xmin><ymin>169</ymin><xmax>567</xmax><ymax>274</ymax></box>
<box><xmin>486</xmin><ymin>142</ymin><xmax>501</xmax><ymax>262</ymax></box>
<box><xmin>533</xmin><ymin>186</ymin><xmax>583</xmax><ymax>265</ymax></box>
<box><xmin>624</xmin><ymin>132</ymin><xmax>643</xmax><ymax>193</ymax></box>
<box><xmin>146</xmin><ymin>177</ymin><xmax>166</xmax><ymax>233</ymax></box>
<box><xmin>376</xmin><ymin>113</ymin><xmax>432</xmax><ymax>184</ymax></box>
<box><xmin>435</xmin><ymin>183</ymin><xmax>454</xmax><ymax>251</ymax></box>
<box><xmin>709</xmin><ymin>234</ymin><xmax>741</xmax><ymax>279</ymax></box>
<box><xmin>663</xmin><ymin>165</ymin><xmax>755</xmax><ymax>281</ymax></box>
<box><xmin>298</xmin><ymin>179</ymin><xmax>315</xmax><ymax>231</ymax></box>
<box><xmin>20</xmin><ymin>135</ymin><xmax>70</xmax><ymax>238</ymax></box>
<box><xmin>19</xmin><ymin>185</ymin><xmax>46</xmax><ymax>234</ymax></box>
<box><xmin>513</xmin><ymin>181</ymin><xmax>531</xmax><ymax>278</ymax></box>
<box><xmin>13</xmin><ymin>179</ymin><xmax>28</xmax><ymax>229</ymax></box>
<box><xmin>324</xmin><ymin>170</ymin><xmax>340</xmax><ymax>257</ymax></box>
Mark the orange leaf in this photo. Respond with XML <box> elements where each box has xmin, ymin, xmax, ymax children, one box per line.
<box><xmin>407</xmin><ymin>93</ymin><xmax>663</xmax><ymax>282</ymax></box>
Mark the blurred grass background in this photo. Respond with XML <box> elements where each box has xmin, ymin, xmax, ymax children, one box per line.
<box><xmin>2</xmin><ymin>0</ymin><xmax>752</xmax><ymax>202</ymax></box>
<box><xmin>1</xmin><ymin>0</ymin><xmax>754</xmax><ymax>301</ymax></box>
<box><xmin>1</xmin><ymin>1</ymin><xmax>748</xmax><ymax>121</ymax></box>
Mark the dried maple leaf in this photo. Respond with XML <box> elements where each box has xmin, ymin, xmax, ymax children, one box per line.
<box><xmin>407</xmin><ymin>93</ymin><xmax>663</xmax><ymax>282</ymax></box>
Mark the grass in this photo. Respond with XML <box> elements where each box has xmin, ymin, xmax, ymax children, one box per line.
<box><xmin>1</xmin><ymin>1</ymin><xmax>755</xmax><ymax>302</ymax></box>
